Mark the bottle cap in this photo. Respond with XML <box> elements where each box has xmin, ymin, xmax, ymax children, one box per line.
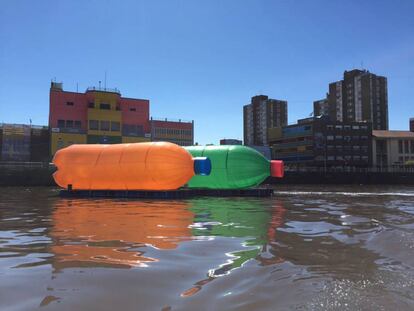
<box><xmin>193</xmin><ymin>157</ymin><xmax>211</xmax><ymax>176</ymax></box>
<box><xmin>270</xmin><ymin>160</ymin><xmax>284</xmax><ymax>178</ymax></box>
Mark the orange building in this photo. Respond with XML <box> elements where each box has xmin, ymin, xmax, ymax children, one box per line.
<box><xmin>150</xmin><ymin>118</ymin><xmax>194</xmax><ymax>146</ymax></box>
<box><xmin>49</xmin><ymin>82</ymin><xmax>150</xmax><ymax>155</ymax></box>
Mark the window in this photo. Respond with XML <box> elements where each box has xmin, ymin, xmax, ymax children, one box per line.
<box><xmin>100</xmin><ymin>121</ymin><xmax>110</xmax><ymax>131</ymax></box>
<box><xmin>57</xmin><ymin>119</ymin><xmax>65</xmax><ymax>128</ymax></box>
<box><xmin>353</xmin><ymin>146</ymin><xmax>360</xmax><ymax>150</ymax></box>
<box><xmin>404</xmin><ymin>141</ymin><xmax>409</xmax><ymax>153</ymax></box>
<box><xmin>129</xmin><ymin>107</ymin><xmax>136</xmax><ymax>112</ymax></box>
<box><xmin>89</xmin><ymin>120</ymin><xmax>99</xmax><ymax>130</ymax></box>
<box><xmin>360</xmin><ymin>125</ymin><xmax>368</xmax><ymax>130</ymax></box>
<box><xmin>111</xmin><ymin>121</ymin><xmax>120</xmax><ymax>132</ymax></box>
<box><xmin>327</xmin><ymin>125</ymin><xmax>334</xmax><ymax>130</ymax></box>
<box><xmin>360</xmin><ymin>136</ymin><xmax>368</xmax><ymax>140</ymax></box>
<box><xmin>411</xmin><ymin>141</ymin><xmax>414</xmax><ymax>154</ymax></box>
<box><xmin>88</xmin><ymin>102</ymin><xmax>95</xmax><ymax>108</ymax></box>
<box><xmin>327</xmin><ymin>135</ymin><xmax>334</xmax><ymax>141</ymax></box>
<box><xmin>336</xmin><ymin>135</ymin><xmax>343</xmax><ymax>140</ymax></box>
<box><xmin>66</xmin><ymin>101</ymin><xmax>74</xmax><ymax>106</ymax></box>
<box><xmin>398</xmin><ymin>140</ymin><xmax>403</xmax><ymax>153</ymax></box>
<box><xmin>352</xmin><ymin>125</ymin><xmax>360</xmax><ymax>130</ymax></box>
<box><xmin>327</xmin><ymin>156</ymin><xmax>335</xmax><ymax>161</ymax></box>
<box><xmin>344</xmin><ymin>125</ymin><xmax>351</xmax><ymax>130</ymax></box>
<box><xmin>74</xmin><ymin>121</ymin><xmax>81</xmax><ymax>128</ymax></box>
<box><xmin>100</xmin><ymin>103</ymin><xmax>111</xmax><ymax>110</ymax></box>
<box><xmin>335</xmin><ymin>125</ymin><xmax>343</xmax><ymax>130</ymax></box>
<box><xmin>66</xmin><ymin>120</ymin><xmax>73</xmax><ymax>128</ymax></box>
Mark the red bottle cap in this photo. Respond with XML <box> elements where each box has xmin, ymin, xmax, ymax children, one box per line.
<box><xmin>270</xmin><ymin>160</ymin><xmax>284</xmax><ymax>178</ymax></box>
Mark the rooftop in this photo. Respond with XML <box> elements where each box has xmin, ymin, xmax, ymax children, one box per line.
<box><xmin>373</xmin><ymin>130</ymin><xmax>414</xmax><ymax>138</ymax></box>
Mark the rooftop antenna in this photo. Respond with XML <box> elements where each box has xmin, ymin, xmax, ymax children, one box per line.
<box><xmin>99</xmin><ymin>80</ymin><xmax>101</xmax><ymax>89</ymax></box>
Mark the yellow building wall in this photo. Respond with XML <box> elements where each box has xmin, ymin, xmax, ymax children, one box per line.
<box><xmin>87</xmin><ymin>108</ymin><xmax>122</xmax><ymax>137</ymax></box>
<box><xmin>268</xmin><ymin>127</ymin><xmax>283</xmax><ymax>142</ymax></box>
<box><xmin>90</xmin><ymin>91</ymin><xmax>119</xmax><ymax>110</ymax></box>
<box><xmin>87</xmin><ymin>91</ymin><xmax>122</xmax><ymax>137</ymax></box>
<box><xmin>122</xmin><ymin>136</ymin><xmax>151</xmax><ymax>144</ymax></box>
<box><xmin>51</xmin><ymin>132</ymin><xmax>87</xmax><ymax>155</ymax></box>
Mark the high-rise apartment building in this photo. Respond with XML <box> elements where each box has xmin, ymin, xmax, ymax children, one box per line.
<box><xmin>243</xmin><ymin>95</ymin><xmax>288</xmax><ymax>146</ymax></box>
<box><xmin>410</xmin><ymin>118</ymin><xmax>414</xmax><ymax>132</ymax></box>
<box><xmin>314</xmin><ymin>70</ymin><xmax>388</xmax><ymax>130</ymax></box>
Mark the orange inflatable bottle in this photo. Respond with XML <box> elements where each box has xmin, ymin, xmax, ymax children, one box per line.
<box><xmin>53</xmin><ymin>142</ymin><xmax>211</xmax><ymax>190</ymax></box>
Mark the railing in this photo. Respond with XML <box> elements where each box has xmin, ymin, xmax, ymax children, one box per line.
<box><xmin>86</xmin><ymin>86</ymin><xmax>121</xmax><ymax>95</ymax></box>
<box><xmin>0</xmin><ymin>161</ymin><xmax>53</xmax><ymax>169</ymax></box>
<box><xmin>150</xmin><ymin>117</ymin><xmax>193</xmax><ymax>123</ymax></box>
<box><xmin>284</xmin><ymin>166</ymin><xmax>414</xmax><ymax>173</ymax></box>
<box><xmin>0</xmin><ymin>123</ymin><xmax>48</xmax><ymax>129</ymax></box>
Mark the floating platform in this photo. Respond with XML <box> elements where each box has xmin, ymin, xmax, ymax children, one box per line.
<box><xmin>59</xmin><ymin>188</ymin><xmax>274</xmax><ymax>199</ymax></box>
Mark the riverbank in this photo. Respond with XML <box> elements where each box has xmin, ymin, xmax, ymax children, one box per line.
<box><xmin>1</xmin><ymin>163</ymin><xmax>414</xmax><ymax>186</ymax></box>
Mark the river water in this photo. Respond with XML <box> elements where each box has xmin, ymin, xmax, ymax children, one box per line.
<box><xmin>0</xmin><ymin>186</ymin><xmax>413</xmax><ymax>311</ymax></box>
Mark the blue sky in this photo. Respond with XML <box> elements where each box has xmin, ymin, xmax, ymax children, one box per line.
<box><xmin>1</xmin><ymin>0</ymin><xmax>413</xmax><ymax>144</ymax></box>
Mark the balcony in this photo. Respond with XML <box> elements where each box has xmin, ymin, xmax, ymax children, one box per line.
<box><xmin>86</xmin><ymin>86</ymin><xmax>121</xmax><ymax>95</ymax></box>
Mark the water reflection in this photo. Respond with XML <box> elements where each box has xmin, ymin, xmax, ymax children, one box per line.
<box><xmin>181</xmin><ymin>198</ymin><xmax>286</xmax><ymax>297</ymax></box>
<box><xmin>50</xmin><ymin>199</ymin><xmax>194</xmax><ymax>269</ymax></box>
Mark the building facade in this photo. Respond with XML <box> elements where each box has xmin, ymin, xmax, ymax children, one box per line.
<box><xmin>0</xmin><ymin>123</ymin><xmax>50</xmax><ymax>162</ymax></box>
<box><xmin>150</xmin><ymin>118</ymin><xmax>194</xmax><ymax>146</ymax></box>
<box><xmin>243</xmin><ymin>95</ymin><xmax>288</xmax><ymax>146</ymax></box>
<box><xmin>268</xmin><ymin>117</ymin><xmax>372</xmax><ymax>168</ymax></box>
<box><xmin>220</xmin><ymin>139</ymin><xmax>242</xmax><ymax>145</ymax></box>
<box><xmin>372</xmin><ymin>131</ymin><xmax>414</xmax><ymax>167</ymax></box>
<box><xmin>410</xmin><ymin>118</ymin><xmax>414</xmax><ymax>132</ymax></box>
<box><xmin>49</xmin><ymin>82</ymin><xmax>150</xmax><ymax>155</ymax></box>
<box><xmin>314</xmin><ymin>70</ymin><xmax>388</xmax><ymax>130</ymax></box>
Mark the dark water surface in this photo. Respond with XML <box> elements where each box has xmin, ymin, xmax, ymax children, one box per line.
<box><xmin>0</xmin><ymin>186</ymin><xmax>414</xmax><ymax>311</ymax></box>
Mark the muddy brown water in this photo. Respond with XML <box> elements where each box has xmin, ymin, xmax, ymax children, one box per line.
<box><xmin>0</xmin><ymin>186</ymin><xmax>413</xmax><ymax>311</ymax></box>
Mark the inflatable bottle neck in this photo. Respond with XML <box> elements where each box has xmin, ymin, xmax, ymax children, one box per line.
<box><xmin>193</xmin><ymin>157</ymin><xmax>212</xmax><ymax>176</ymax></box>
<box><xmin>270</xmin><ymin>160</ymin><xmax>284</xmax><ymax>178</ymax></box>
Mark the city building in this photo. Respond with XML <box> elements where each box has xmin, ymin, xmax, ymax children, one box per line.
<box><xmin>314</xmin><ymin>69</ymin><xmax>388</xmax><ymax>130</ymax></box>
<box><xmin>220</xmin><ymin>139</ymin><xmax>242</xmax><ymax>145</ymax></box>
<box><xmin>313</xmin><ymin>98</ymin><xmax>329</xmax><ymax>117</ymax></box>
<box><xmin>0</xmin><ymin>123</ymin><xmax>50</xmax><ymax>162</ymax></box>
<box><xmin>243</xmin><ymin>95</ymin><xmax>288</xmax><ymax>146</ymax></box>
<box><xmin>372</xmin><ymin>130</ymin><xmax>414</xmax><ymax>167</ymax></box>
<box><xmin>150</xmin><ymin>118</ymin><xmax>194</xmax><ymax>146</ymax></box>
<box><xmin>410</xmin><ymin>118</ymin><xmax>414</xmax><ymax>132</ymax></box>
<box><xmin>49</xmin><ymin>82</ymin><xmax>150</xmax><ymax>155</ymax></box>
<box><xmin>268</xmin><ymin>117</ymin><xmax>372</xmax><ymax>168</ymax></box>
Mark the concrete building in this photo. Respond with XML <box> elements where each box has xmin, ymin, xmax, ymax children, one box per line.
<box><xmin>49</xmin><ymin>82</ymin><xmax>150</xmax><ymax>155</ymax></box>
<box><xmin>372</xmin><ymin>131</ymin><xmax>414</xmax><ymax>167</ymax></box>
<box><xmin>0</xmin><ymin>123</ymin><xmax>50</xmax><ymax>162</ymax></box>
<box><xmin>313</xmin><ymin>98</ymin><xmax>329</xmax><ymax>118</ymax></box>
<box><xmin>150</xmin><ymin>118</ymin><xmax>194</xmax><ymax>146</ymax></box>
<box><xmin>268</xmin><ymin>117</ymin><xmax>372</xmax><ymax>168</ymax></box>
<box><xmin>220</xmin><ymin>139</ymin><xmax>242</xmax><ymax>145</ymax></box>
<box><xmin>243</xmin><ymin>95</ymin><xmax>287</xmax><ymax>146</ymax></box>
<box><xmin>314</xmin><ymin>69</ymin><xmax>388</xmax><ymax>130</ymax></box>
<box><xmin>410</xmin><ymin>118</ymin><xmax>414</xmax><ymax>132</ymax></box>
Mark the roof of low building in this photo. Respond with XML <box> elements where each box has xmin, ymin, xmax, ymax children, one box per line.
<box><xmin>373</xmin><ymin>130</ymin><xmax>414</xmax><ymax>138</ymax></box>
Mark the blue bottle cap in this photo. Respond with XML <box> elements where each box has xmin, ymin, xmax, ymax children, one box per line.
<box><xmin>193</xmin><ymin>157</ymin><xmax>211</xmax><ymax>176</ymax></box>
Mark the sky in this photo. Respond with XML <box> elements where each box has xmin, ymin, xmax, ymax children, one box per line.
<box><xmin>1</xmin><ymin>0</ymin><xmax>413</xmax><ymax>144</ymax></box>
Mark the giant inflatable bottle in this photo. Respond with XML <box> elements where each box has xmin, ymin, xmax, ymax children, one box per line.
<box><xmin>53</xmin><ymin>142</ymin><xmax>211</xmax><ymax>190</ymax></box>
<box><xmin>184</xmin><ymin>145</ymin><xmax>283</xmax><ymax>189</ymax></box>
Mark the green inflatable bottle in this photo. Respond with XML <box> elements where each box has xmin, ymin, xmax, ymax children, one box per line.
<box><xmin>184</xmin><ymin>145</ymin><xmax>283</xmax><ymax>189</ymax></box>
